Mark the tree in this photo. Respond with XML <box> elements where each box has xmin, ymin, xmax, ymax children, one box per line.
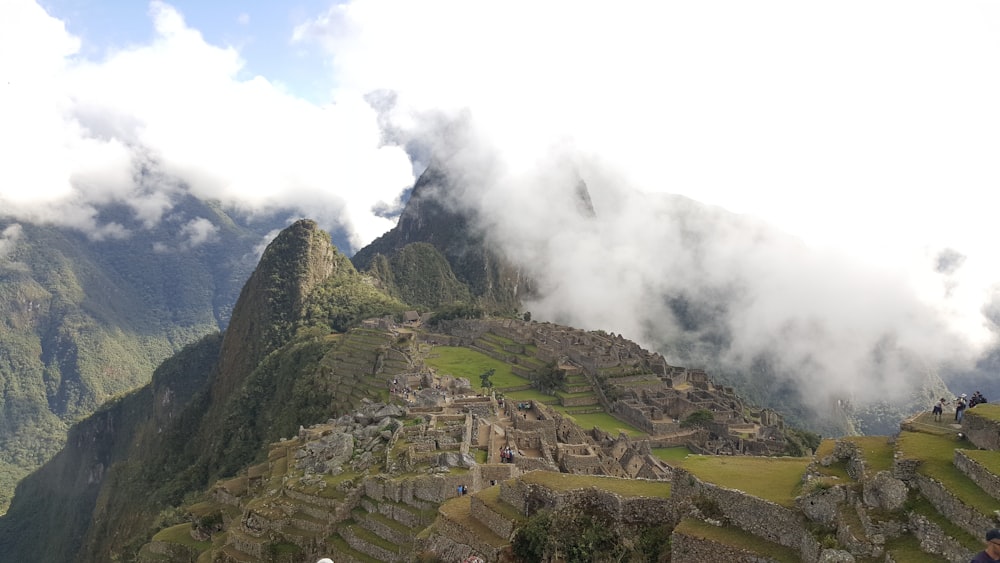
<box><xmin>681</xmin><ymin>409</ymin><xmax>714</xmax><ymax>428</ymax></box>
<box><xmin>479</xmin><ymin>368</ymin><xmax>495</xmax><ymax>392</ymax></box>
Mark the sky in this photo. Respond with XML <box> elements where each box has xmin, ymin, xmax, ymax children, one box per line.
<box><xmin>4</xmin><ymin>0</ymin><xmax>1000</xmax><ymax>411</ymax></box>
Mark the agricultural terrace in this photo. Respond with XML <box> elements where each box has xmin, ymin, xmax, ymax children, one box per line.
<box><xmin>423</xmin><ymin>346</ymin><xmax>528</xmax><ymax>389</ymax></box>
<box><xmin>550</xmin><ymin>407</ymin><xmax>646</xmax><ymax>438</ymax></box>
<box><xmin>896</xmin><ymin>430</ymin><xmax>997</xmax><ymax>516</ymax></box>
<box><xmin>519</xmin><ymin>470</ymin><xmax>671</xmax><ymax>498</ymax></box>
<box><xmin>681</xmin><ymin>455</ymin><xmax>811</xmax><ymax>508</ymax></box>
<box><xmin>651</xmin><ymin>447</ymin><xmax>692</xmax><ymax>464</ymax></box>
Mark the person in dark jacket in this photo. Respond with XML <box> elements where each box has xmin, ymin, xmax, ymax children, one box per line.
<box><xmin>972</xmin><ymin>528</ymin><xmax>1000</xmax><ymax>562</ymax></box>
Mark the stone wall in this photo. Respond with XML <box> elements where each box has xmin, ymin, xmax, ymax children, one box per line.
<box><xmin>470</xmin><ymin>495</ymin><xmax>516</xmax><ymax>540</ymax></box>
<box><xmin>671</xmin><ymin>468</ymin><xmax>809</xmax><ymax>552</ymax></box>
<box><xmin>962</xmin><ymin>408</ymin><xmax>1000</xmax><ymax>450</ymax></box>
<box><xmin>671</xmin><ymin>529</ymin><xmax>785</xmax><ymax>563</ymax></box>
<box><xmin>907</xmin><ymin>512</ymin><xmax>976</xmax><ymax>563</ymax></box>
<box><xmin>912</xmin><ymin>474</ymin><xmax>995</xmax><ymax>539</ymax></box>
<box><xmin>954</xmin><ymin>450</ymin><xmax>1000</xmax><ymax>502</ymax></box>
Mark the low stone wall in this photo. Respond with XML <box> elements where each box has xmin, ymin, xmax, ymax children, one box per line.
<box><xmin>142</xmin><ymin>540</ymin><xmax>200</xmax><ymax>563</ymax></box>
<box><xmin>560</xmin><ymin>394</ymin><xmax>599</xmax><ymax>407</ymax></box>
<box><xmin>954</xmin><ymin>450</ymin><xmax>1000</xmax><ymax>502</ymax></box>
<box><xmin>471</xmin><ymin>495</ymin><xmax>516</xmax><ymax>540</ymax></box>
<box><xmin>671</xmin><ymin>529</ymin><xmax>785</xmax><ymax>563</ymax></box>
<box><xmin>435</xmin><ymin>507</ymin><xmax>503</xmax><ymax>561</ymax></box>
<box><xmin>907</xmin><ymin>512</ymin><xmax>976</xmax><ymax>563</ymax></box>
<box><xmin>671</xmin><ymin>468</ymin><xmax>809</xmax><ymax>551</ymax></box>
<box><xmin>963</xmin><ymin>408</ymin><xmax>1000</xmax><ymax>450</ymax></box>
<box><xmin>912</xmin><ymin>474</ymin><xmax>994</xmax><ymax>539</ymax></box>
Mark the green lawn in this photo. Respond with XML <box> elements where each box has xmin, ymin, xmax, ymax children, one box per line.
<box><xmin>843</xmin><ymin>435</ymin><xmax>895</xmax><ymax>474</ymax></box>
<box><xmin>503</xmin><ymin>388</ymin><xmax>555</xmax><ymax>403</ymax></box>
<box><xmin>549</xmin><ymin>406</ymin><xmax>646</xmax><ymax>437</ymax></box>
<box><xmin>520</xmin><ymin>470</ymin><xmax>670</xmax><ymax>498</ymax></box>
<box><xmin>652</xmin><ymin>446</ymin><xmax>692</xmax><ymax>463</ymax></box>
<box><xmin>965</xmin><ymin>403</ymin><xmax>1000</xmax><ymax>423</ymax></box>
<box><xmin>424</xmin><ymin>346</ymin><xmax>529</xmax><ymax>389</ymax></box>
<box><xmin>681</xmin><ymin>455</ymin><xmax>811</xmax><ymax>507</ymax></box>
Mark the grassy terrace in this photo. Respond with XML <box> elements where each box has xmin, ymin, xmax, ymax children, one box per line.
<box><xmin>519</xmin><ymin>470</ymin><xmax>670</xmax><ymax>498</ymax></box>
<box><xmin>896</xmin><ymin>431</ymin><xmax>996</xmax><ymax>517</ymax></box>
<box><xmin>152</xmin><ymin>523</ymin><xmax>212</xmax><ymax>551</ymax></box>
<box><xmin>652</xmin><ymin>446</ymin><xmax>692</xmax><ymax>464</ymax></box>
<box><xmin>680</xmin><ymin>455</ymin><xmax>810</xmax><ymax>508</ymax></box>
<box><xmin>811</xmin><ymin>439</ymin><xmax>851</xmax><ymax>482</ymax></box>
<box><xmin>907</xmin><ymin>495</ymin><xmax>981</xmax><ymax>552</ymax></box>
<box><xmin>438</xmin><ymin>496</ymin><xmax>509</xmax><ymax>547</ymax></box>
<box><xmin>966</xmin><ymin>403</ymin><xmax>1000</xmax><ymax>423</ymax></box>
<box><xmin>424</xmin><ymin>346</ymin><xmax>529</xmax><ymax>389</ymax></box>
<box><xmin>503</xmin><ymin>388</ymin><xmax>555</xmax><ymax>403</ymax></box>
<box><xmin>844</xmin><ymin>435</ymin><xmax>895</xmax><ymax>474</ymax></box>
<box><xmin>476</xmin><ymin>485</ymin><xmax>527</xmax><ymax>524</ymax></box>
<box><xmin>961</xmin><ymin>448</ymin><xmax>1000</xmax><ymax>475</ymax></box>
<box><xmin>549</xmin><ymin>406</ymin><xmax>646</xmax><ymax>438</ymax></box>
<box><xmin>884</xmin><ymin>534</ymin><xmax>949</xmax><ymax>562</ymax></box>
<box><xmin>673</xmin><ymin>518</ymin><xmax>799</xmax><ymax>563</ymax></box>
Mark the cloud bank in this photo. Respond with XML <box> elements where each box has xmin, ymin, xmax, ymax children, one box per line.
<box><xmin>295</xmin><ymin>0</ymin><xmax>1000</xmax><ymax>411</ymax></box>
<box><xmin>1</xmin><ymin>0</ymin><xmax>414</xmax><ymax>250</ymax></box>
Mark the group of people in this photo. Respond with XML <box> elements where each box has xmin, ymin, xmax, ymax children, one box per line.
<box><xmin>932</xmin><ymin>391</ymin><xmax>989</xmax><ymax>423</ymax></box>
<box><xmin>499</xmin><ymin>445</ymin><xmax>516</xmax><ymax>463</ymax></box>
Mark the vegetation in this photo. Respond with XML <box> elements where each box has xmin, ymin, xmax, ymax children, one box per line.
<box><xmin>680</xmin><ymin>409</ymin><xmax>714</xmax><ymax>428</ymax></box>
<box><xmin>680</xmin><ymin>455</ymin><xmax>810</xmax><ymax>507</ymax></box>
<box><xmin>423</xmin><ymin>346</ymin><xmax>527</xmax><ymax>389</ymax></box>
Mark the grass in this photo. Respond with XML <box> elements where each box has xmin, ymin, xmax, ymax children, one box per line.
<box><xmin>438</xmin><ymin>496</ymin><xmax>509</xmax><ymax>547</ymax></box>
<box><xmin>424</xmin><ymin>346</ymin><xmax>529</xmax><ymax>389</ymax></box>
<box><xmin>844</xmin><ymin>435</ymin><xmax>895</xmax><ymax>474</ymax></box>
<box><xmin>907</xmin><ymin>495</ymin><xmax>981</xmax><ymax>552</ymax></box>
<box><xmin>519</xmin><ymin>470</ymin><xmax>670</xmax><ymax>498</ymax></box>
<box><xmin>476</xmin><ymin>485</ymin><xmax>527</xmax><ymax>523</ymax></box>
<box><xmin>503</xmin><ymin>388</ymin><xmax>555</xmax><ymax>403</ymax></box>
<box><xmin>152</xmin><ymin>523</ymin><xmax>212</xmax><ymax>551</ymax></box>
<box><xmin>960</xmin><ymin>449</ymin><xmax>1000</xmax><ymax>476</ymax></box>
<box><xmin>883</xmin><ymin>533</ymin><xmax>949</xmax><ymax>562</ymax></box>
<box><xmin>681</xmin><ymin>455</ymin><xmax>810</xmax><ymax>508</ymax></box>
<box><xmin>896</xmin><ymin>431</ymin><xmax>997</xmax><ymax>517</ymax></box>
<box><xmin>965</xmin><ymin>403</ymin><xmax>1000</xmax><ymax>423</ymax></box>
<box><xmin>651</xmin><ymin>446</ymin><xmax>691</xmax><ymax>463</ymax></box>
<box><xmin>673</xmin><ymin>518</ymin><xmax>799</xmax><ymax>563</ymax></box>
<box><xmin>549</xmin><ymin>406</ymin><xmax>646</xmax><ymax>437</ymax></box>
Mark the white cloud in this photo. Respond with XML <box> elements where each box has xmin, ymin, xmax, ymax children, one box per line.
<box><xmin>294</xmin><ymin>0</ymin><xmax>1000</xmax><ymax>410</ymax></box>
<box><xmin>179</xmin><ymin>217</ymin><xmax>219</xmax><ymax>247</ymax></box>
<box><xmin>0</xmin><ymin>0</ymin><xmax>415</xmax><ymax>250</ymax></box>
<box><xmin>0</xmin><ymin>224</ymin><xmax>24</xmax><ymax>262</ymax></box>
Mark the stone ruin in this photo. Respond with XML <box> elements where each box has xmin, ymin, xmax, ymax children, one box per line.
<box><xmin>433</xmin><ymin>318</ymin><xmax>789</xmax><ymax>456</ymax></box>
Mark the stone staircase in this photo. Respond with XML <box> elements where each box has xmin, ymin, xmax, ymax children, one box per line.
<box><xmin>324</xmin><ymin>493</ymin><xmax>436</xmax><ymax>563</ymax></box>
<box><xmin>422</xmin><ymin>481</ymin><xmax>526</xmax><ymax>561</ymax></box>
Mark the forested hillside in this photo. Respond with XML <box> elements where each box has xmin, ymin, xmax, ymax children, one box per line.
<box><xmin>0</xmin><ymin>196</ymin><xmax>283</xmax><ymax>512</ymax></box>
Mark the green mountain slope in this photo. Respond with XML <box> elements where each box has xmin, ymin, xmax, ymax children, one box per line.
<box><xmin>0</xmin><ymin>219</ymin><xmax>407</xmax><ymax>562</ymax></box>
<box><xmin>0</xmin><ymin>198</ymin><xmax>279</xmax><ymax>513</ymax></box>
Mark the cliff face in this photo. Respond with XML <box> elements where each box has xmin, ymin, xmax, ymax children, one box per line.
<box><xmin>352</xmin><ymin>166</ymin><xmax>528</xmax><ymax>313</ymax></box>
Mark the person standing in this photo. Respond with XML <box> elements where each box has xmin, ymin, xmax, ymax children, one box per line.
<box><xmin>957</xmin><ymin>394</ymin><xmax>969</xmax><ymax>423</ymax></box>
<box><xmin>933</xmin><ymin>398</ymin><xmax>945</xmax><ymax>422</ymax></box>
<box><xmin>971</xmin><ymin>528</ymin><xmax>1000</xmax><ymax>562</ymax></box>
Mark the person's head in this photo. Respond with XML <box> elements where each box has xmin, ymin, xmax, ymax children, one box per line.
<box><xmin>985</xmin><ymin>529</ymin><xmax>1000</xmax><ymax>557</ymax></box>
